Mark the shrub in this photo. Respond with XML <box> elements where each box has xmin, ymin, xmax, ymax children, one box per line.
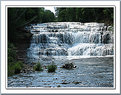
<box><xmin>8</xmin><ymin>63</ymin><xmax>15</xmax><ymax>76</ymax></box>
<box><xmin>8</xmin><ymin>42</ymin><xmax>23</xmax><ymax>76</ymax></box>
<box><xmin>33</xmin><ymin>62</ymin><xmax>43</xmax><ymax>71</ymax></box>
<box><xmin>8</xmin><ymin>61</ymin><xmax>23</xmax><ymax>76</ymax></box>
<box><xmin>8</xmin><ymin>43</ymin><xmax>24</xmax><ymax>76</ymax></box>
<box><xmin>47</xmin><ymin>64</ymin><xmax>57</xmax><ymax>73</ymax></box>
<box><xmin>14</xmin><ymin>61</ymin><xmax>23</xmax><ymax>74</ymax></box>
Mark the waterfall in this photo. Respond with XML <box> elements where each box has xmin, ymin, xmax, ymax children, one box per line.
<box><xmin>27</xmin><ymin>22</ymin><xmax>114</xmax><ymax>60</ymax></box>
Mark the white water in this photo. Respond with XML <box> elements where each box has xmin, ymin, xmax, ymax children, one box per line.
<box><xmin>26</xmin><ymin>22</ymin><xmax>114</xmax><ymax>61</ymax></box>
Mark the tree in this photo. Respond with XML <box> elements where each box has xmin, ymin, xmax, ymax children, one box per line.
<box><xmin>42</xmin><ymin>10</ymin><xmax>55</xmax><ymax>22</ymax></box>
<box><xmin>55</xmin><ymin>7</ymin><xmax>113</xmax><ymax>25</ymax></box>
<box><xmin>8</xmin><ymin>8</ymin><xmax>55</xmax><ymax>42</ymax></box>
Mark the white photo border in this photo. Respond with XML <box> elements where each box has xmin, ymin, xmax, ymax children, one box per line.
<box><xmin>1</xmin><ymin>1</ymin><xmax>120</xmax><ymax>94</ymax></box>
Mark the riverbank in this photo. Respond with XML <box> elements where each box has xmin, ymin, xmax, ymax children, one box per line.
<box><xmin>8</xmin><ymin>28</ymin><xmax>33</xmax><ymax>76</ymax></box>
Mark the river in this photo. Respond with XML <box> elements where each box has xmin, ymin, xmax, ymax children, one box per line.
<box><xmin>8</xmin><ymin>22</ymin><xmax>114</xmax><ymax>87</ymax></box>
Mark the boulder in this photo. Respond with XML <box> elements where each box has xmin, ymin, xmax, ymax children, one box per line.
<box><xmin>61</xmin><ymin>62</ymin><xmax>76</xmax><ymax>69</ymax></box>
<box><xmin>102</xmin><ymin>33</ymin><xmax>112</xmax><ymax>44</ymax></box>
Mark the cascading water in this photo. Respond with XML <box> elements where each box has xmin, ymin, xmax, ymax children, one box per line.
<box><xmin>27</xmin><ymin>22</ymin><xmax>113</xmax><ymax>62</ymax></box>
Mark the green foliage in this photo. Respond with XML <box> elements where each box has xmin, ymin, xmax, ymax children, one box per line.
<box><xmin>8</xmin><ymin>8</ymin><xmax>55</xmax><ymax>42</ymax></box>
<box><xmin>42</xmin><ymin>10</ymin><xmax>55</xmax><ymax>22</ymax></box>
<box><xmin>8</xmin><ymin>42</ymin><xmax>23</xmax><ymax>76</ymax></box>
<box><xmin>47</xmin><ymin>63</ymin><xmax>57</xmax><ymax>73</ymax></box>
<box><xmin>8</xmin><ymin>62</ymin><xmax>15</xmax><ymax>76</ymax></box>
<box><xmin>14</xmin><ymin>61</ymin><xmax>23</xmax><ymax>74</ymax></box>
<box><xmin>33</xmin><ymin>62</ymin><xmax>43</xmax><ymax>71</ymax></box>
<box><xmin>8</xmin><ymin>61</ymin><xmax>23</xmax><ymax>76</ymax></box>
<box><xmin>55</xmin><ymin>8</ymin><xmax>113</xmax><ymax>25</ymax></box>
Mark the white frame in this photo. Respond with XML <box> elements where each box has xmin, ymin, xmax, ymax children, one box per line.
<box><xmin>1</xmin><ymin>1</ymin><xmax>120</xmax><ymax>94</ymax></box>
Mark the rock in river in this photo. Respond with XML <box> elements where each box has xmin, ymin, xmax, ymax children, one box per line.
<box><xmin>61</xmin><ymin>62</ymin><xmax>77</xmax><ymax>69</ymax></box>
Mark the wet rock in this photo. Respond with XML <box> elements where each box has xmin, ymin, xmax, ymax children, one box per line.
<box><xmin>61</xmin><ymin>82</ymin><xmax>69</xmax><ymax>84</ymax></box>
<box><xmin>61</xmin><ymin>62</ymin><xmax>77</xmax><ymax>69</ymax></box>
<box><xmin>55</xmin><ymin>30</ymin><xmax>58</xmax><ymax>32</ymax></box>
<box><xmin>72</xmin><ymin>81</ymin><xmax>82</xmax><ymax>84</ymax></box>
<box><xmin>61</xmin><ymin>80</ymin><xmax>70</xmax><ymax>84</ymax></box>
<box><xmin>57</xmin><ymin>85</ymin><xmax>61</xmax><ymax>87</ymax></box>
<box><xmin>102</xmin><ymin>33</ymin><xmax>111</xmax><ymax>44</ymax></box>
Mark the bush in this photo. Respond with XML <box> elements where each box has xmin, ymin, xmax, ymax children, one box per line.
<box><xmin>8</xmin><ymin>42</ymin><xmax>23</xmax><ymax>76</ymax></box>
<box><xmin>8</xmin><ymin>61</ymin><xmax>23</xmax><ymax>76</ymax></box>
<box><xmin>8</xmin><ymin>63</ymin><xmax>15</xmax><ymax>76</ymax></box>
<box><xmin>47</xmin><ymin>64</ymin><xmax>57</xmax><ymax>73</ymax></box>
<box><xmin>14</xmin><ymin>61</ymin><xmax>23</xmax><ymax>74</ymax></box>
<box><xmin>33</xmin><ymin>62</ymin><xmax>43</xmax><ymax>71</ymax></box>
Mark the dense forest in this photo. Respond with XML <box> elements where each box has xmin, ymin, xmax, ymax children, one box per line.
<box><xmin>8</xmin><ymin>7</ymin><xmax>113</xmax><ymax>76</ymax></box>
<box><xmin>55</xmin><ymin>8</ymin><xmax>113</xmax><ymax>25</ymax></box>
